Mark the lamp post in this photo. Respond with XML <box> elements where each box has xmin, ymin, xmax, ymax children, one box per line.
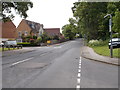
<box><xmin>104</xmin><ymin>14</ymin><xmax>113</xmax><ymax>58</ymax></box>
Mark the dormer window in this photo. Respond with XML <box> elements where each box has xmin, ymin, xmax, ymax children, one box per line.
<box><xmin>32</xmin><ymin>23</ymin><xmax>35</xmax><ymax>29</ymax></box>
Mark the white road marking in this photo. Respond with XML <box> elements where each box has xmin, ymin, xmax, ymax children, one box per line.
<box><xmin>79</xmin><ymin>66</ymin><xmax>81</xmax><ymax>69</ymax></box>
<box><xmin>11</xmin><ymin>57</ymin><xmax>34</xmax><ymax>66</ymax></box>
<box><xmin>78</xmin><ymin>69</ymin><xmax>81</xmax><ymax>73</ymax></box>
<box><xmin>54</xmin><ymin>46</ymin><xmax>62</xmax><ymax>48</ymax></box>
<box><xmin>77</xmin><ymin>78</ymin><xmax>81</xmax><ymax>84</ymax></box>
<box><xmin>76</xmin><ymin>85</ymin><xmax>80</xmax><ymax>89</ymax></box>
<box><xmin>78</xmin><ymin>73</ymin><xmax>81</xmax><ymax>78</ymax></box>
<box><xmin>79</xmin><ymin>60</ymin><xmax>81</xmax><ymax>63</ymax></box>
<box><xmin>76</xmin><ymin>56</ymin><xmax>82</xmax><ymax>89</ymax></box>
<box><xmin>80</xmin><ymin>56</ymin><xmax>81</xmax><ymax>60</ymax></box>
<box><xmin>40</xmin><ymin>53</ymin><xmax>47</xmax><ymax>56</ymax></box>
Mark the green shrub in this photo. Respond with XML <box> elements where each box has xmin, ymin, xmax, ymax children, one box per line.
<box><xmin>17</xmin><ymin>42</ymin><xmax>31</xmax><ymax>47</ymax></box>
<box><xmin>17</xmin><ymin>42</ymin><xmax>30</xmax><ymax>45</ymax></box>
<box><xmin>113</xmin><ymin>33</ymin><xmax>119</xmax><ymax>38</ymax></box>
<box><xmin>53</xmin><ymin>35</ymin><xmax>59</xmax><ymax>40</ymax></box>
<box><xmin>88</xmin><ymin>39</ymin><xmax>108</xmax><ymax>46</ymax></box>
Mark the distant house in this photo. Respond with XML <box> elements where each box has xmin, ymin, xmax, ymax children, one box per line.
<box><xmin>0</xmin><ymin>20</ymin><xmax>17</xmax><ymax>41</ymax></box>
<box><xmin>17</xmin><ymin>19</ymin><xmax>44</xmax><ymax>39</ymax></box>
<box><xmin>44</xmin><ymin>28</ymin><xmax>61</xmax><ymax>37</ymax></box>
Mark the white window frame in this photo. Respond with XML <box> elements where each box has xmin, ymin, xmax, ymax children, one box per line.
<box><xmin>25</xmin><ymin>31</ymin><xmax>28</xmax><ymax>36</ymax></box>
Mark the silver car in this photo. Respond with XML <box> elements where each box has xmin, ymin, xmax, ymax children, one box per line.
<box><xmin>109</xmin><ymin>38</ymin><xmax>120</xmax><ymax>49</ymax></box>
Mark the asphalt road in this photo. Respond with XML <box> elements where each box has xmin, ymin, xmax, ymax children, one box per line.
<box><xmin>2</xmin><ymin>39</ymin><xmax>118</xmax><ymax>88</ymax></box>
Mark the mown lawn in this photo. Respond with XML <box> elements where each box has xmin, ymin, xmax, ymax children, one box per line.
<box><xmin>0</xmin><ymin>48</ymin><xmax>18</xmax><ymax>51</ymax></box>
<box><xmin>91</xmin><ymin>45</ymin><xmax>120</xmax><ymax>58</ymax></box>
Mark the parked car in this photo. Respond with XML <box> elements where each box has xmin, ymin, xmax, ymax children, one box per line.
<box><xmin>0</xmin><ymin>42</ymin><xmax>4</xmax><ymax>47</ymax></box>
<box><xmin>109</xmin><ymin>38</ymin><xmax>120</xmax><ymax>49</ymax></box>
<box><xmin>4</xmin><ymin>40</ymin><xmax>17</xmax><ymax>47</ymax></box>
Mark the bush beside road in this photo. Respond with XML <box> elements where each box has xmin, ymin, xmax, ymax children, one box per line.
<box><xmin>88</xmin><ymin>40</ymin><xmax>120</xmax><ymax>58</ymax></box>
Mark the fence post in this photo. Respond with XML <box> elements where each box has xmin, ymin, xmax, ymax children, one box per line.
<box><xmin>8</xmin><ymin>46</ymin><xmax>10</xmax><ymax>50</ymax></box>
<box><xmin>2</xmin><ymin>46</ymin><xmax>4</xmax><ymax>51</ymax></box>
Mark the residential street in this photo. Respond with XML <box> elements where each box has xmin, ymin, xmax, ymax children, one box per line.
<box><xmin>2</xmin><ymin>39</ymin><xmax>118</xmax><ymax>88</ymax></box>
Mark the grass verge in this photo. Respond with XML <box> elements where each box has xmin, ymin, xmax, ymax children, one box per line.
<box><xmin>0</xmin><ymin>48</ymin><xmax>18</xmax><ymax>51</ymax></box>
<box><xmin>91</xmin><ymin>45</ymin><xmax>120</xmax><ymax>58</ymax></box>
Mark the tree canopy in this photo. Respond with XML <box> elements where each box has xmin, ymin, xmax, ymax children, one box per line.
<box><xmin>62</xmin><ymin>18</ymin><xmax>78</xmax><ymax>40</ymax></box>
<box><xmin>62</xmin><ymin>2</ymin><xmax>120</xmax><ymax>41</ymax></box>
<box><xmin>1</xmin><ymin>1</ymin><xmax>33</xmax><ymax>22</ymax></box>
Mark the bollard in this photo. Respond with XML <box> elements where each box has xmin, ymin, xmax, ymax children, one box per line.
<box><xmin>18</xmin><ymin>45</ymin><xmax>19</xmax><ymax>49</ymax></box>
<box><xmin>21</xmin><ymin>45</ymin><xmax>22</xmax><ymax>49</ymax></box>
<box><xmin>2</xmin><ymin>45</ymin><xmax>4</xmax><ymax>51</ymax></box>
<box><xmin>13</xmin><ymin>46</ymin><xmax>15</xmax><ymax>50</ymax></box>
<box><xmin>8</xmin><ymin>46</ymin><xmax>10</xmax><ymax>50</ymax></box>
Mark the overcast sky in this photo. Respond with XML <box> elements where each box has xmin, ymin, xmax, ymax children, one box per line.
<box><xmin>13</xmin><ymin>0</ymin><xmax>78</xmax><ymax>29</ymax></box>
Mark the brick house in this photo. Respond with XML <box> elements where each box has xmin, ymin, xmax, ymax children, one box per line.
<box><xmin>44</xmin><ymin>28</ymin><xmax>61</xmax><ymax>37</ymax></box>
<box><xmin>17</xmin><ymin>19</ymin><xmax>44</xmax><ymax>39</ymax></box>
<box><xmin>0</xmin><ymin>20</ymin><xmax>17</xmax><ymax>41</ymax></box>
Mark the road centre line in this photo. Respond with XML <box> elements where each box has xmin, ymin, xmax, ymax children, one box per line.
<box><xmin>79</xmin><ymin>59</ymin><xmax>81</xmax><ymax>62</ymax></box>
<box><xmin>11</xmin><ymin>57</ymin><xmax>34</xmax><ymax>66</ymax></box>
<box><xmin>78</xmin><ymin>69</ymin><xmax>81</xmax><ymax>73</ymax></box>
<box><xmin>77</xmin><ymin>78</ymin><xmax>81</xmax><ymax>84</ymax></box>
<box><xmin>76</xmin><ymin>85</ymin><xmax>81</xmax><ymax>89</ymax></box>
<box><xmin>76</xmin><ymin>56</ymin><xmax>82</xmax><ymax>89</ymax></box>
<box><xmin>79</xmin><ymin>66</ymin><xmax>81</xmax><ymax>69</ymax></box>
<box><xmin>78</xmin><ymin>73</ymin><xmax>81</xmax><ymax>78</ymax></box>
<box><xmin>80</xmin><ymin>57</ymin><xmax>81</xmax><ymax>60</ymax></box>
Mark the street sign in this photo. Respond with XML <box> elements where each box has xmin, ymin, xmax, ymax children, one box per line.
<box><xmin>109</xmin><ymin>19</ymin><xmax>112</xmax><ymax>32</ymax></box>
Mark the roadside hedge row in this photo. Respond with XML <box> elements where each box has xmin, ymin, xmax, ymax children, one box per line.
<box><xmin>17</xmin><ymin>42</ymin><xmax>39</xmax><ymax>47</ymax></box>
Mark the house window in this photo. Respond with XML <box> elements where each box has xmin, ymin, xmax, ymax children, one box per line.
<box><xmin>32</xmin><ymin>23</ymin><xmax>35</xmax><ymax>29</ymax></box>
<box><xmin>18</xmin><ymin>31</ymin><xmax>21</xmax><ymax>38</ymax></box>
<box><xmin>25</xmin><ymin>31</ymin><xmax>28</xmax><ymax>36</ymax></box>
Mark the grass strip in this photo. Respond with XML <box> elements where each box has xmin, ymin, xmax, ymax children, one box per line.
<box><xmin>91</xmin><ymin>45</ymin><xmax>120</xmax><ymax>58</ymax></box>
<box><xmin>0</xmin><ymin>48</ymin><xmax>18</xmax><ymax>51</ymax></box>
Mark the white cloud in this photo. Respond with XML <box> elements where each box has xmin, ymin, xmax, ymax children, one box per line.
<box><xmin>13</xmin><ymin>0</ymin><xmax>78</xmax><ymax>29</ymax></box>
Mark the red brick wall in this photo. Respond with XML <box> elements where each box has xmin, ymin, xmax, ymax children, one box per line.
<box><xmin>44</xmin><ymin>28</ymin><xmax>60</xmax><ymax>36</ymax></box>
<box><xmin>1</xmin><ymin>21</ymin><xmax>17</xmax><ymax>39</ymax></box>
<box><xmin>17</xmin><ymin>19</ymin><xmax>31</xmax><ymax>38</ymax></box>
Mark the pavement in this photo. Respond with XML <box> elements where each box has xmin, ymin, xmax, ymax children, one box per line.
<box><xmin>81</xmin><ymin>46</ymin><xmax>119</xmax><ymax>66</ymax></box>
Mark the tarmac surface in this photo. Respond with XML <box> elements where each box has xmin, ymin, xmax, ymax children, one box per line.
<box><xmin>2</xmin><ymin>43</ymin><xmax>119</xmax><ymax>66</ymax></box>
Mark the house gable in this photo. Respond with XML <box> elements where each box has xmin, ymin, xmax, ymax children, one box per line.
<box><xmin>17</xmin><ymin>19</ymin><xmax>44</xmax><ymax>38</ymax></box>
<box><xmin>1</xmin><ymin>21</ymin><xmax>17</xmax><ymax>39</ymax></box>
<box><xmin>17</xmin><ymin>19</ymin><xmax>32</xmax><ymax>38</ymax></box>
<box><xmin>44</xmin><ymin>28</ymin><xmax>60</xmax><ymax>36</ymax></box>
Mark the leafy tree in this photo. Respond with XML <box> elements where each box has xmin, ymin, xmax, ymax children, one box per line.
<box><xmin>113</xmin><ymin>9</ymin><xmax>120</xmax><ymax>37</ymax></box>
<box><xmin>1</xmin><ymin>1</ymin><xmax>33</xmax><ymax>22</ymax></box>
<box><xmin>62</xmin><ymin>24</ymin><xmax>76</xmax><ymax>40</ymax></box>
<box><xmin>41</xmin><ymin>33</ymin><xmax>50</xmax><ymax>43</ymax></box>
<box><xmin>53</xmin><ymin>35</ymin><xmax>59</xmax><ymax>40</ymax></box>
<box><xmin>107</xmin><ymin>2</ymin><xmax>117</xmax><ymax>15</ymax></box>
<box><xmin>72</xmin><ymin>2</ymin><xmax>120</xmax><ymax>40</ymax></box>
